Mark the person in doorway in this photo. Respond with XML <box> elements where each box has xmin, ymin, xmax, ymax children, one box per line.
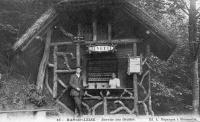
<box><xmin>69</xmin><ymin>67</ymin><xmax>84</xmax><ymax>116</ymax></box>
<box><xmin>109</xmin><ymin>73</ymin><xmax>120</xmax><ymax>88</ymax></box>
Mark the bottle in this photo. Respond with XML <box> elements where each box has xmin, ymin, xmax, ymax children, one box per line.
<box><xmin>95</xmin><ymin>82</ymin><xmax>97</xmax><ymax>89</ymax></box>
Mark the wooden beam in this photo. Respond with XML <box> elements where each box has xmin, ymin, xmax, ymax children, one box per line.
<box><xmin>76</xmin><ymin>24</ymin><xmax>81</xmax><ymax>67</ymax></box>
<box><xmin>133</xmin><ymin>42</ymin><xmax>139</xmax><ymax>115</ymax></box>
<box><xmin>146</xmin><ymin>44</ymin><xmax>151</xmax><ymax>57</ymax></box>
<box><xmin>50</xmin><ymin>38</ymin><xmax>142</xmax><ymax>46</ymax></box>
<box><xmin>82</xmin><ymin>55</ymin><xmax>87</xmax><ymax>87</ymax></box>
<box><xmin>59</xmin><ymin>26</ymin><xmax>74</xmax><ymax>39</ymax></box>
<box><xmin>36</xmin><ymin>28</ymin><xmax>52</xmax><ymax>91</ymax></box>
<box><xmin>50</xmin><ymin>41</ymin><xmax>72</xmax><ymax>46</ymax></box>
<box><xmin>77</xmin><ymin>23</ymin><xmax>82</xmax><ymax>36</ymax></box>
<box><xmin>0</xmin><ymin>109</ymin><xmax>55</xmax><ymax>113</ymax></box>
<box><xmin>13</xmin><ymin>8</ymin><xmax>57</xmax><ymax>51</ymax></box>
<box><xmin>59</xmin><ymin>0</ymin><xmax>122</xmax><ymax>7</ymax></box>
<box><xmin>83</xmin><ymin>97</ymin><xmax>135</xmax><ymax>100</ymax></box>
<box><xmin>53</xmin><ymin>46</ymin><xmax>58</xmax><ymax>98</ymax></box>
<box><xmin>76</xmin><ymin>43</ymin><xmax>81</xmax><ymax>67</ymax></box>
<box><xmin>146</xmin><ymin>44</ymin><xmax>154</xmax><ymax>115</ymax></box>
<box><xmin>85</xmin><ymin>38</ymin><xmax>142</xmax><ymax>44</ymax></box>
<box><xmin>108</xmin><ymin>23</ymin><xmax>112</xmax><ymax>41</ymax></box>
<box><xmin>103</xmin><ymin>98</ymin><xmax>108</xmax><ymax>115</ymax></box>
<box><xmin>56</xmin><ymin>70</ymin><xmax>75</xmax><ymax>73</ymax></box>
<box><xmin>57</xmin><ymin>79</ymin><xmax>68</xmax><ymax>88</ymax></box>
<box><xmin>45</xmin><ymin>67</ymin><xmax>52</xmax><ymax>94</ymax></box>
<box><xmin>92</xmin><ymin>20</ymin><xmax>97</xmax><ymax>41</ymax></box>
<box><xmin>48</xmin><ymin>63</ymin><xmax>54</xmax><ymax>67</ymax></box>
<box><xmin>21</xmin><ymin>18</ymin><xmax>58</xmax><ymax>51</ymax></box>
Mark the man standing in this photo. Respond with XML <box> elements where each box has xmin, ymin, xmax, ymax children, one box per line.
<box><xmin>69</xmin><ymin>67</ymin><xmax>84</xmax><ymax>116</ymax></box>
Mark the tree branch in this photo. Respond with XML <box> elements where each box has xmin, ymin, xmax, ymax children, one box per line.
<box><xmin>194</xmin><ymin>43</ymin><xmax>200</xmax><ymax>60</ymax></box>
<box><xmin>59</xmin><ymin>26</ymin><xmax>74</xmax><ymax>39</ymax></box>
<box><xmin>180</xmin><ymin>7</ymin><xmax>189</xmax><ymax>15</ymax></box>
<box><xmin>174</xmin><ymin>0</ymin><xmax>189</xmax><ymax>15</ymax></box>
<box><xmin>196</xmin><ymin>12</ymin><xmax>200</xmax><ymax>18</ymax></box>
<box><xmin>195</xmin><ymin>6</ymin><xmax>200</xmax><ymax>18</ymax></box>
<box><xmin>197</xmin><ymin>7</ymin><xmax>200</xmax><ymax>12</ymax></box>
<box><xmin>180</xmin><ymin>0</ymin><xmax>189</xmax><ymax>11</ymax></box>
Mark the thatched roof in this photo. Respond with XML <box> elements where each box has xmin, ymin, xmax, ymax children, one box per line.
<box><xmin>12</xmin><ymin>0</ymin><xmax>176</xmax><ymax>60</ymax></box>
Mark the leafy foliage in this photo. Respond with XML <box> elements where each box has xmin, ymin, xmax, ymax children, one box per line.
<box><xmin>133</xmin><ymin>0</ymin><xmax>193</xmax><ymax>114</ymax></box>
<box><xmin>0</xmin><ymin>0</ymin><xmax>61</xmax><ymax>73</ymax></box>
<box><xmin>0</xmin><ymin>0</ymin><xmax>60</xmax><ymax>110</ymax></box>
<box><xmin>0</xmin><ymin>72</ymin><xmax>57</xmax><ymax>110</ymax></box>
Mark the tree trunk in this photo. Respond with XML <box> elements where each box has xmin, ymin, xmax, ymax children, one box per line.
<box><xmin>192</xmin><ymin>58</ymin><xmax>199</xmax><ymax>114</ymax></box>
<box><xmin>189</xmin><ymin>0</ymin><xmax>199</xmax><ymax>114</ymax></box>
<box><xmin>36</xmin><ymin>28</ymin><xmax>52</xmax><ymax>91</ymax></box>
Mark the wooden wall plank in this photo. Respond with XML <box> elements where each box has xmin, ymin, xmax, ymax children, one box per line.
<box><xmin>93</xmin><ymin>20</ymin><xmax>97</xmax><ymax>41</ymax></box>
<box><xmin>108</xmin><ymin>23</ymin><xmax>112</xmax><ymax>41</ymax></box>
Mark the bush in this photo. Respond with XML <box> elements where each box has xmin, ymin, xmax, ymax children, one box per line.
<box><xmin>0</xmin><ymin>73</ymin><xmax>54</xmax><ymax>110</ymax></box>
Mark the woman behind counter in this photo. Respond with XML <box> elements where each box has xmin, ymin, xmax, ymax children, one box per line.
<box><xmin>109</xmin><ymin>73</ymin><xmax>120</xmax><ymax>88</ymax></box>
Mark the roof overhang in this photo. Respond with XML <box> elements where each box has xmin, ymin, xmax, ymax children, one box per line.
<box><xmin>12</xmin><ymin>0</ymin><xmax>176</xmax><ymax>60</ymax></box>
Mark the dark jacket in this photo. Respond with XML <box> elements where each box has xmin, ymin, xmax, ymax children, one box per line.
<box><xmin>69</xmin><ymin>74</ymin><xmax>84</xmax><ymax>97</ymax></box>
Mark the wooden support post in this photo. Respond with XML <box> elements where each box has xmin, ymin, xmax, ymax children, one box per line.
<box><xmin>76</xmin><ymin>24</ymin><xmax>81</xmax><ymax>67</ymax></box>
<box><xmin>146</xmin><ymin>44</ymin><xmax>154</xmax><ymax>115</ymax></box>
<box><xmin>133</xmin><ymin>42</ymin><xmax>139</xmax><ymax>115</ymax></box>
<box><xmin>45</xmin><ymin>67</ymin><xmax>52</xmax><ymax>94</ymax></box>
<box><xmin>103</xmin><ymin>97</ymin><xmax>107</xmax><ymax>115</ymax></box>
<box><xmin>76</xmin><ymin>44</ymin><xmax>80</xmax><ymax>67</ymax></box>
<box><xmin>82</xmin><ymin>56</ymin><xmax>87</xmax><ymax>86</ymax></box>
<box><xmin>146</xmin><ymin>44</ymin><xmax>150</xmax><ymax>57</ymax></box>
<box><xmin>108</xmin><ymin>23</ymin><xmax>112</xmax><ymax>41</ymax></box>
<box><xmin>78</xmin><ymin>23</ymin><xmax>82</xmax><ymax>37</ymax></box>
<box><xmin>53</xmin><ymin>46</ymin><xmax>58</xmax><ymax>98</ymax></box>
<box><xmin>36</xmin><ymin>28</ymin><xmax>52</xmax><ymax>92</ymax></box>
<box><xmin>92</xmin><ymin>20</ymin><xmax>97</xmax><ymax>42</ymax></box>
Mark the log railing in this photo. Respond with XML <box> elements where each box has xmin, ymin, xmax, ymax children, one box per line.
<box><xmin>82</xmin><ymin>85</ymin><xmax>153</xmax><ymax>115</ymax></box>
<box><xmin>82</xmin><ymin>88</ymin><xmax>135</xmax><ymax>115</ymax></box>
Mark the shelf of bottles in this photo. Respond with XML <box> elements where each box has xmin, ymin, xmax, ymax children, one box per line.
<box><xmin>87</xmin><ymin>73</ymin><xmax>112</xmax><ymax>82</ymax></box>
<box><xmin>86</xmin><ymin>58</ymin><xmax>117</xmax><ymax>88</ymax></box>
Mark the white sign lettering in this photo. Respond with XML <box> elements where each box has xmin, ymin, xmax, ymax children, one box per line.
<box><xmin>88</xmin><ymin>45</ymin><xmax>114</xmax><ymax>52</ymax></box>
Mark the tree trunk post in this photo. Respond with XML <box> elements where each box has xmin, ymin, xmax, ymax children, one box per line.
<box><xmin>146</xmin><ymin>44</ymin><xmax>154</xmax><ymax>115</ymax></box>
<box><xmin>36</xmin><ymin>28</ymin><xmax>52</xmax><ymax>92</ymax></box>
<box><xmin>76</xmin><ymin>44</ymin><xmax>81</xmax><ymax>67</ymax></box>
<box><xmin>133</xmin><ymin>42</ymin><xmax>139</xmax><ymax>115</ymax></box>
<box><xmin>192</xmin><ymin>58</ymin><xmax>199</xmax><ymax>114</ymax></box>
<box><xmin>189</xmin><ymin>0</ymin><xmax>199</xmax><ymax>114</ymax></box>
<box><xmin>76</xmin><ymin>24</ymin><xmax>82</xmax><ymax>67</ymax></box>
<box><xmin>53</xmin><ymin>46</ymin><xmax>58</xmax><ymax>98</ymax></box>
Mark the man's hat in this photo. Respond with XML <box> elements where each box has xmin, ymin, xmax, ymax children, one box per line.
<box><xmin>76</xmin><ymin>66</ymin><xmax>81</xmax><ymax>69</ymax></box>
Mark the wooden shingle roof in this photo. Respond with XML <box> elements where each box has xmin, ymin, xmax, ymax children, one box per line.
<box><xmin>12</xmin><ymin>0</ymin><xmax>176</xmax><ymax>60</ymax></box>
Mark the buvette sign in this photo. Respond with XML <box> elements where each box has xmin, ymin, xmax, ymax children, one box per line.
<box><xmin>88</xmin><ymin>45</ymin><xmax>115</xmax><ymax>52</ymax></box>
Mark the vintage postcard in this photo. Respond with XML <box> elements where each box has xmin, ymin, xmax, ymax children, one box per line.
<box><xmin>0</xmin><ymin>0</ymin><xmax>200</xmax><ymax>122</ymax></box>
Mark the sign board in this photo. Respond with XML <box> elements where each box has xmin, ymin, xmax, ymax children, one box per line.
<box><xmin>88</xmin><ymin>45</ymin><xmax>115</xmax><ymax>52</ymax></box>
<box><xmin>127</xmin><ymin>56</ymin><xmax>142</xmax><ymax>74</ymax></box>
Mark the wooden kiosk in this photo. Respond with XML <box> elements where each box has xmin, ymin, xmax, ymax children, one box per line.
<box><xmin>12</xmin><ymin>0</ymin><xmax>176</xmax><ymax>115</ymax></box>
